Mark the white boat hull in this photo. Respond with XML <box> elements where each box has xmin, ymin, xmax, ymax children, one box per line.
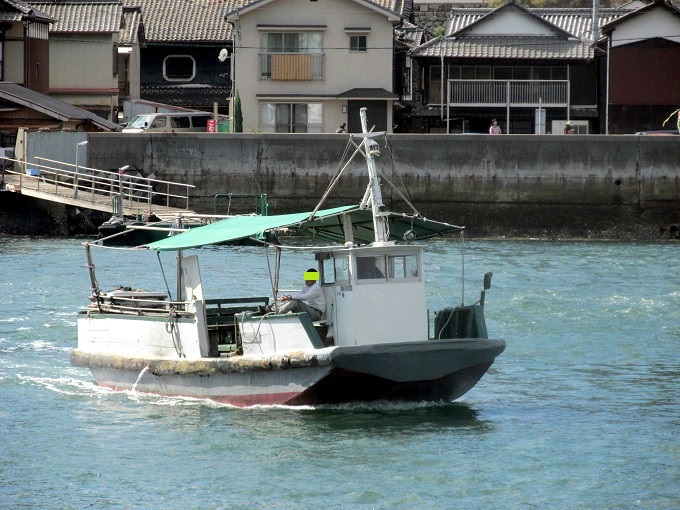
<box><xmin>71</xmin><ymin>338</ymin><xmax>505</xmax><ymax>406</ymax></box>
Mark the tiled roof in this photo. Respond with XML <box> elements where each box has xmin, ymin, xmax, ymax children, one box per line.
<box><xmin>374</xmin><ymin>0</ymin><xmax>410</xmax><ymax>18</ymax></box>
<box><xmin>409</xmin><ymin>4</ymin><xmax>639</xmax><ymax>60</ymax></box>
<box><xmin>119</xmin><ymin>6</ymin><xmax>142</xmax><ymax>45</ymax></box>
<box><xmin>0</xmin><ymin>82</ymin><xmax>119</xmax><ymax>130</ymax></box>
<box><xmin>0</xmin><ymin>0</ymin><xmax>56</xmax><ymax>23</ymax></box>
<box><xmin>395</xmin><ymin>20</ymin><xmax>425</xmax><ymax>48</ymax></box>
<box><xmin>122</xmin><ymin>0</ymin><xmax>237</xmax><ymax>42</ymax></box>
<box><xmin>224</xmin><ymin>0</ymin><xmax>409</xmax><ymax>19</ymax></box>
<box><xmin>411</xmin><ymin>35</ymin><xmax>595</xmax><ymax>59</ymax></box>
<box><xmin>447</xmin><ymin>7</ymin><xmax>627</xmax><ymax>38</ymax></box>
<box><xmin>141</xmin><ymin>85</ymin><xmax>231</xmax><ymax>107</ymax></box>
<box><xmin>32</xmin><ymin>1</ymin><xmax>123</xmax><ymax>33</ymax></box>
<box><xmin>600</xmin><ymin>0</ymin><xmax>680</xmax><ymax>34</ymax></box>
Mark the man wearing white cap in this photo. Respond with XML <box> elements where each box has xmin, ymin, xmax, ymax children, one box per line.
<box><xmin>261</xmin><ymin>268</ymin><xmax>325</xmax><ymax>321</ymax></box>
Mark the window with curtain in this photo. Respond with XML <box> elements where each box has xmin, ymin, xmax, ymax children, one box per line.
<box><xmin>261</xmin><ymin>32</ymin><xmax>323</xmax><ymax>53</ymax></box>
<box><xmin>260</xmin><ymin>103</ymin><xmax>323</xmax><ymax>133</ymax></box>
<box><xmin>260</xmin><ymin>32</ymin><xmax>324</xmax><ymax>80</ymax></box>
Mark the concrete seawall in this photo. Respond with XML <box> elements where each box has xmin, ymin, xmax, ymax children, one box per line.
<box><xmin>19</xmin><ymin>132</ymin><xmax>680</xmax><ymax>239</ymax></box>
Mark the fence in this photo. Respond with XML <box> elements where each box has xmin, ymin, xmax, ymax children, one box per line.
<box><xmin>1</xmin><ymin>155</ymin><xmax>194</xmax><ymax>213</ymax></box>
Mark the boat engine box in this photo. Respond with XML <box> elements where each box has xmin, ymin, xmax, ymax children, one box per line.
<box><xmin>434</xmin><ymin>304</ymin><xmax>488</xmax><ymax>339</ymax></box>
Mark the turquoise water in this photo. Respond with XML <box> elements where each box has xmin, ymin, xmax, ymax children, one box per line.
<box><xmin>1</xmin><ymin>237</ymin><xmax>678</xmax><ymax>509</ymax></box>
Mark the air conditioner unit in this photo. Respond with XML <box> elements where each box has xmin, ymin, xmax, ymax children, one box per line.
<box><xmin>552</xmin><ymin>120</ymin><xmax>589</xmax><ymax>135</ymax></box>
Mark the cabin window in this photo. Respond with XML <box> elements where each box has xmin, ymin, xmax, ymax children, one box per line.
<box><xmin>388</xmin><ymin>254</ymin><xmax>419</xmax><ymax>279</ymax></box>
<box><xmin>163</xmin><ymin>55</ymin><xmax>196</xmax><ymax>82</ymax></box>
<box><xmin>334</xmin><ymin>255</ymin><xmax>350</xmax><ymax>283</ymax></box>
<box><xmin>356</xmin><ymin>256</ymin><xmax>386</xmax><ymax>280</ymax></box>
<box><xmin>321</xmin><ymin>257</ymin><xmax>335</xmax><ymax>284</ymax></box>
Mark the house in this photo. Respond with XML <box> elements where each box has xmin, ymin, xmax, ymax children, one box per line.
<box><xmin>118</xmin><ymin>4</ymin><xmax>143</xmax><ymax>109</ymax></box>
<box><xmin>224</xmin><ymin>0</ymin><xmax>406</xmax><ymax>133</ymax></box>
<box><xmin>0</xmin><ymin>0</ymin><xmax>54</xmax><ymax>95</ymax></box>
<box><xmin>393</xmin><ymin>19</ymin><xmax>426</xmax><ymax>131</ymax></box>
<box><xmin>407</xmin><ymin>0</ymin><xmax>630</xmax><ymax>134</ymax></box>
<box><xmin>0</xmin><ymin>81</ymin><xmax>120</xmax><ymax>131</ymax></box>
<box><xmin>32</xmin><ymin>0</ymin><xmax>125</xmax><ymax>122</ymax></box>
<box><xmin>598</xmin><ymin>0</ymin><xmax>680</xmax><ymax>133</ymax></box>
<box><xmin>122</xmin><ymin>0</ymin><xmax>234</xmax><ymax>119</ymax></box>
<box><xmin>1</xmin><ymin>0</ymin><xmax>55</xmax><ymax>144</ymax></box>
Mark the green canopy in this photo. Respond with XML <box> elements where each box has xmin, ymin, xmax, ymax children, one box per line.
<box><xmin>298</xmin><ymin>209</ymin><xmax>462</xmax><ymax>244</ymax></box>
<box><xmin>145</xmin><ymin>204</ymin><xmax>462</xmax><ymax>251</ymax></box>
<box><xmin>146</xmin><ymin>205</ymin><xmax>356</xmax><ymax>251</ymax></box>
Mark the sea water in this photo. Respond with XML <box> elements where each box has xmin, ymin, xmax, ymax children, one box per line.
<box><xmin>0</xmin><ymin>236</ymin><xmax>678</xmax><ymax>509</ymax></box>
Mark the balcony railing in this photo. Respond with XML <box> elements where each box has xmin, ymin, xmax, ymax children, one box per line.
<box><xmin>437</xmin><ymin>79</ymin><xmax>569</xmax><ymax>107</ymax></box>
<box><xmin>259</xmin><ymin>52</ymin><xmax>325</xmax><ymax>81</ymax></box>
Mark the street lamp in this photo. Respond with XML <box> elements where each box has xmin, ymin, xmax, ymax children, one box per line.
<box><xmin>117</xmin><ymin>164</ymin><xmax>130</xmax><ymax>215</ymax></box>
<box><xmin>74</xmin><ymin>140</ymin><xmax>88</xmax><ymax>198</ymax></box>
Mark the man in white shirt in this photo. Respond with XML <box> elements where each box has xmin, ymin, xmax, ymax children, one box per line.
<box><xmin>262</xmin><ymin>268</ymin><xmax>326</xmax><ymax>321</ymax></box>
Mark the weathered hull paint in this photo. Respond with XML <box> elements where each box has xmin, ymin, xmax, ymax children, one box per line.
<box><xmin>91</xmin><ymin>366</ymin><xmax>332</xmax><ymax>407</ymax></box>
<box><xmin>72</xmin><ymin>338</ymin><xmax>506</xmax><ymax>406</ymax></box>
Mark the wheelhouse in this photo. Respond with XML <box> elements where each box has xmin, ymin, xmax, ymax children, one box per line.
<box><xmin>317</xmin><ymin>244</ymin><xmax>426</xmax><ymax>347</ymax></box>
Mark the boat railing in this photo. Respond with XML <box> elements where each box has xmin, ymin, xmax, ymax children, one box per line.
<box><xmin>85</xmin><ymin>296</ymin><xmax>195</xmax><ymax>317</ymax></box>
<box><xmin>213</xmin><ymin>193</ymin><xmax>269</xmax><ymax>216</ymax></box>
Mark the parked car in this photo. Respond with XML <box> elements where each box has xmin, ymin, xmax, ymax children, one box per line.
<box><xmin>121</xmin><ymin>112</ymin><xmax>214</xmax><ymax>133</ymax></box>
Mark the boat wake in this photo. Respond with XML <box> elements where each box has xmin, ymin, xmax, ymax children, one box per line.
<box><xmin>16</xmin><ymin>373</ymin><xmax>114</xmax><ymax>397</ymax></box>
<box><xmin>16</xmin><ymin>371</ymin><xmax>481</xmax><ymax>419</ymax></box>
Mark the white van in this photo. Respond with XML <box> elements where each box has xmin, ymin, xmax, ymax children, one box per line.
<box><xmin>122</xmin><ymin>112</ymin><xmax>213</xmax><ymax>133</ymax></box>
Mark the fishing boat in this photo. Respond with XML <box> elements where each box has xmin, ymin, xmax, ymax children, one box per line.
<box><xmin>97</xmin><ymin>193</ymin><xmax>270</xmax><ymax>246</ymax></box>
<box><xmin>71</xmin><ymin>108</ymin><xmax>505</xmax><ymax>406</ymax></box>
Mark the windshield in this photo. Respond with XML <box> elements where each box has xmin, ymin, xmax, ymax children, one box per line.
<box><xmin>127</xmin><ymin>115</ymin><xmax>155</xmax><ymax>129</ymax></box>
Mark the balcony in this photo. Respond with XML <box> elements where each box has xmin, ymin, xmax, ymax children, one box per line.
<box><xmin>434</xmin><ymin>79</ymin><xmax>569</xmax><ymax>107</ymax></box>
<box><xmin>259</xmin><ymin>52</ymin><xmax>325</xmax><ymax>81</ymax></box>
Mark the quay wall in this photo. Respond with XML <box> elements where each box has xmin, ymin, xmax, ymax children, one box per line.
<box><xmin>22</xmin><ymin>132</ymin><xmax>680</xmax><ymax>238</ymax></box>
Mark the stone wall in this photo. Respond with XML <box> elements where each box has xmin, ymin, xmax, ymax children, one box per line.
<box><xmin>412</xmin><ymin>2</ymin><xmax>457</xmax><ymax>35</ymax></box>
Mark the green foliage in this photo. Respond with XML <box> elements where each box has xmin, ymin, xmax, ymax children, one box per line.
<box><xmin>234</xmin><ymin>90</ymin><xmax>243</xmax><ymax>133</ymax></box>
<box><xmin>433</xmin><ymin>26</ymin><xmax>445</xmax><ymax>38</ymax></box>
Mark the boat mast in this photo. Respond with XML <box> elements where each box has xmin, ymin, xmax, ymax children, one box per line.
<box><xmin>359</xmin><ymin>107</ymin><xmax>389</xmax><ymax>244</ymax></box>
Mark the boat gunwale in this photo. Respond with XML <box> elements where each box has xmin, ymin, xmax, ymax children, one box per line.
<box><xmin>71</xmin><ymin>337</ymin><xmax>505</xmax><ymax>377</ymax></box>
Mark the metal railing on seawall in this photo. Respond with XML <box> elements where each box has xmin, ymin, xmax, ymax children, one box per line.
<box><xmin>0</xmin><ymin>155</ymin><xmax>194</xmax><ymax>217</ymax></box>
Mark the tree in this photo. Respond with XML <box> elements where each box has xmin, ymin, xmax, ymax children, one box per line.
<box><xmin>234</xmin><ymin>90</ymin><xmax>243</xmax><ymax>133</ymax></box>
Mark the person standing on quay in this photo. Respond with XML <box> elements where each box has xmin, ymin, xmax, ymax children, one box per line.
<box><xmin>489</xmin><ymin>119</ymin><xmax>502</xmax><ymax>134</ymax></box>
